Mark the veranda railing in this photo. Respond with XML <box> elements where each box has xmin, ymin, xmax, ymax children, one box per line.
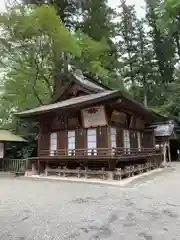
<box><xmin>39</xmin><ymin>147</ymin><xmax>162</xmax><ymax>158</ymax></box>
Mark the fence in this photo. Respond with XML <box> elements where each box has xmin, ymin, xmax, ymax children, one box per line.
<box><xmin>0</xmin><ymin>158</ymin><xmax>33</xmax><ymax>173</ymax></box>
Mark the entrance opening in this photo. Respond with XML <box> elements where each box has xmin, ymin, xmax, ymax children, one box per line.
<box><xmin>170</xmin><ymin>140</ymin><xmax>179</xmax><ymax>161</ymax></box>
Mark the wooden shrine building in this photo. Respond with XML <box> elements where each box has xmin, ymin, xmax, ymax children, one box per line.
<box><xmin>0</xmin><ymin>129</ymin><xmax>25</xmax><ymax>171</ymax></box>
<box><xmin>152</xmin><ymin>120</ymin><xmax>180</xmax><ymax>163</ymax></box>
<box><xmin>15</xmin><ymin>71</ymin><xmax>163</xmax><ymax>176</ymax></box>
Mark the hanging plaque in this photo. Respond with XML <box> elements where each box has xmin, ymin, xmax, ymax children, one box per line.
<box><xmin>82</xmin><ymin>105</ymin><xmax>107</xmax><ymax>128</ymax></box>
<box><xmin>111</xmin><ymin>110</ymin><xmax>127</xmax><ymax>124</ymax></box>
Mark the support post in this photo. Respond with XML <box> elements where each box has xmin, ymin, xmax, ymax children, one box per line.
<box><xmin>108</xmin><ymin>159</ymin><xmax>115</xmax><ymax>180</ymax></box>
<box><xmin>163</xmin><ymin>143</ymin><xmax>166</xmax><ymax>166</ymax></box>
<box><xmin>107</xmin><ymin>171</ymin><xmax>114</xmax><ymax>180</ymax></box>
<box><xmin>32</xmin><ymin>162</ymin><xmax>38</xmax><ymax>175</ymax></box>
<box><xmin>38</xmin><ymin>159</ymin><xmax>40</xmax><ymax>175</ymax></box>
<box><xmin>168</xmin><ymin>141</ymin><xmax>171</xmax><ymax>163</ymax></box>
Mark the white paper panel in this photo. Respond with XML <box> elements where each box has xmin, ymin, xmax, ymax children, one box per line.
<box><xmin>50</xmin><ymin>133</ymin><xmax>57</xmax><ymax>156</ymax></box>
<box><xmin>68</xmin><ymin>137</ymin><xmax>75</xmax><ymax>143</ymax></box>
<box><xmin>111</xmin><ymin>128</ymin><xmax>116</xmax><ymax>135</ymax></box>
<box><xmin>87</xmin><ymin>128</ymin><xmax>97</xmax><ymax>155</ymax></box>
<box><xmin>68</xmin><ymin>131</ymin><xmax>75</xmax><ymax>137</ymax></box>
<box><xmin>124</xmin><ymin>130</ymin><xmax>130</xmax><ymax>150</ymax></box>
<box><xmin>68</xmin><ymin>131</ymin><xmax>75</xmax><ymax>156</ymax></box>
<box><xmin>68</xmin><ymin>143</ymin><xmax>75</xmax><ymax>150</ymax></box>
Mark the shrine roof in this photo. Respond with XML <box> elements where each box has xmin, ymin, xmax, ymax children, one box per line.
<box><xmin>15</xmin><ymin>91</ymin><xmax>118</xmax><ymax>118</ymax></box>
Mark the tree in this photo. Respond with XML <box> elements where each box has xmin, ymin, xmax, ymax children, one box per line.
<box><xmin>0</xmin><ymin>5</ymin><xmax>110</xmax><ymax>106</ymax></box>
<box><xmin>146</xmin><ymin>0</ymin><xmax>175</xmax><ymax>85</ymax></box>
<box><xmin>20</xmin><ymin>0</ymin><xmax>122</xmax><ymax>88</ymax></box>
<box><xmin>80</xmin><ymin>0</ymin><xmax>120</xmax><ymax>87</ymax></box>
<box><xmin>165</xmin><ymin>0</ymin><xmax>180</xmax><ymax>19</ymax></box>
<box><xmin>4</xmin><ymin>0</ymin><xmax>180</xmax><ymax>160</ymax></box>
<box><xmin>116</xmin><ymin>1</ymin><xmax>141</xmax><ymax>90</ymax></box>
<box><xmin>142</xmin><ymin>0</ymin><xmax>180</xmax><ymax>117</ymax></box>
<box><xmin>0</xmin><ymin>4</ymin><xmax>111</xmax><ymax>157</ymax></box>
<box><xmin>133</xmin><ymin>19</ymin><xmax>156</xmax><ymax>106</ymax></box>
<box><xmin>21</xmin><ymin>0</ymin><xmax>89</xmax><ymax>30</ymax></box>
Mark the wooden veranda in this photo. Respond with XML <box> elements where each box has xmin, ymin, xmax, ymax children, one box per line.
<box><xmin>36</xmin><ymin>147</ymin><xmax>163</xmax><ymax>174</ymax></box>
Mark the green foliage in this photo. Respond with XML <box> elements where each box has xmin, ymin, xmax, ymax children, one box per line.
<box><xmin>0</xmin><ymin>4</ymin><xmax>110</xmax><ymax>104</ymax></box>
<box><xmin>3</xmin><ymin>0</ymin><xmax>180</xmax><ymax>159</ymax></box>
<box><xmin>81</xmin><ymin>0</ymin><xmax>114</xmax><ymax>41</ymax></box>
<box><xmin>165</xmin><ymin>0</ymin><xmax>180</xmax><ymax>17</ymax></box>
<box><xmin>0</xmin><ymin>4</ymin><xmax>111</xmax><ymax>158</ymax></box>
<box><xmin>74</xmin><ymin>34</ymin><xmax>109</xmax><ymax>80</ymax></box>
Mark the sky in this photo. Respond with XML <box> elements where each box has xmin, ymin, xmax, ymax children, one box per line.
<box><xmin>0</xmin><ymin>0</ymin><xmax>5</xmax><ymax>12</ymax></box>
<box><xmin>109</xmin><ymin>0</ymin><xmax>146</xmax><ymax>17</ymax></box>
<box><xmin>0</xmin><ymin>0</ymin><xmax>146</xmax><ymax>16</ymax></box>
<box><xmin>109</xmin><ymin>0</ymin><xmax>145</xmax><ymax>9</ymax></box>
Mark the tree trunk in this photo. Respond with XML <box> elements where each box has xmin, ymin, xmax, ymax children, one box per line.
<box><xmin>144</xmin><ymin>92</ymin><xmax>148</xmax><ymax>107</ymax></box>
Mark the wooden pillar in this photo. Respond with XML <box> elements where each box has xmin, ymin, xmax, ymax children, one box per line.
<box><xmin>97</xmin><ymin>126</ymin><xmax>109</xmax><ymax>155</ymax></box>
<box><xmin>108</xmin><ymin>159</ymin><xmax>116</xmax><ymax>171</ymax></box>
<box><xmin>130</xmin><ymin>131</ymin><xmax>137</xmax><ymax>149</ymax></box>
<box><xmin>108</xmin><ymin>159</ymin><xmax>116</xmax><ymax>180</ymax></box>
<box><xmin>58</xmin><ymin>130</ymin><xmax>67</xmax><ymax>155</ymax></box>
<box><xmin>32</xmin><ymin>161</ymin><xmax>38</xmax><ymax>175</ymax></box>
<box><xmin>3</xmin><ymin>142</ymin><xmax>6</xmax><ymax>159</ymax></box>
<box><xmin>152</xmin><ymin>130</ymin><xmax>156</xmax><ymax>148</ymax></box>
<box><xmin>107</xmin><ymin>126</ymin><xmax>111</xmax><ymax>149</ymax></box>
<box><xmin>116</xmin><ymin>127</ymin><xmax>123</xmax><ymax>148</ymax></box>
<box><xmin>168</xmin><ymin>140</ymin><xmax>171</xmax><ymax>163</ymax></box>
<box><xmin>163</xmin><ymin>142</ymin><xmax>166</xmax><ymax>164</ymax></box>
<box><xmin>75</xmin><ymin>128</ymin><xmax>87</xmax><ymax>155</ymax></box>
<box><xmin>37</xmin><ymin>133</ymin><xmax>40</xmax><ymax>157</ymax></box>
<box><xmin>38</xmin><ymin>159</ymin><xmax>40</xmax><ymax>175</ymax></box>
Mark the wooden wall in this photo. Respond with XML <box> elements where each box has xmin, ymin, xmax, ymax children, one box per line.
<box><xmin>116</xmin><ymin>128</ymin><xmax>123</xmax><ymax>148</ymax></box>
<box><xmin>130</xmin><ymin>131</ymin><xmax>138</xmax><ymax>149</ymax></box>
<box><xmin>58</xmin><ymin>131</ymin><xmax>67</xmax><ymax>150</ymax></box>
<box><xmin>38</xmin><ymin>123</ymin><xmax>50</xmax><ymax>156</ymax></box>
<box><xmin>115</xmin><ymin>128</ymin><xmax>153</xmax><ymax>149</ymax></box>
<box><xmin>38</xmin><ymin>128</ymin><xmax>155</xmax><ymax>156</ymax></box>
<box><xmin>75</xmin><ymin>128</ymin><xmax>87</xmax><ymax>150</ymax></box>
<box><xmin>97</xmin><ymin>126</ymin><xmax>109</xmax><ymax>149</ymax></box>
<box><xmin>141</xmin><ymin>131</ymin><xmax>155</xmax><ymax>148</ymax></box>
<box><xmin>38</xmin><ymin>105</ymin><xmax>156</xmax><ymax>156</ymax></box>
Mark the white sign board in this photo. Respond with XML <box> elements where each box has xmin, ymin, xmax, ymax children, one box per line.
<box><xmin>82</xmin><ymin>105</ymin><xmax>107</xmax><ymax>128</ymax></box>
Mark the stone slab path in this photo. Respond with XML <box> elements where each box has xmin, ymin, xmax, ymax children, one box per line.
<box><xmin>0</xmin><ymin>163</ymin><xmax>179</xmax><ymax>240</ymax></box>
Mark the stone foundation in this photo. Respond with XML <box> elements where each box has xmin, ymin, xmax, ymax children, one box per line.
<box><xmin>25</xmin><ymin>171</ymin><xmax>34</xmax><ymax>177</ymax></box>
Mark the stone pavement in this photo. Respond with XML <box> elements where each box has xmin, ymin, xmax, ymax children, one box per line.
<box><xmin>0</xmin><ymin>163</ymin><xmax>180</xmax><ymax>240</ymax></box>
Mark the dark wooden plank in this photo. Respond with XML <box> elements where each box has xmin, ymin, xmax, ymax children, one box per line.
<box><xmin>58</xmin><ymin>130</ymin><xmax>67</xmax><ymax>155</ymax></box>
<box><xmin>75</xmin><ymin>128</ymin><xmax>87</xmax><ymax>155</ymax></box>
<box><xmin>97</xmin><ymin>126</ymin><xmax>108</xmax><ymax>155</ymax></box>
<box><xmin>116</xmin><ymin>127</ymin><xmax>123</xmax><ymax>148</ymax></box>
<box><xmin>130</xmin><ymin>131</ymin><xmax>138</xmax><ymax>149</ymax></box>
<box><xmin>39</xmin><ymin>133</ymin><xmax>49</xmax><ymax>157</ymax></box>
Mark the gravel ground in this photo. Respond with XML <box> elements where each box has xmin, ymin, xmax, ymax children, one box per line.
<box><xmin>0</xmin><ymin>163</ymin><xmax>180</xmax><ymax>240</ymax></box>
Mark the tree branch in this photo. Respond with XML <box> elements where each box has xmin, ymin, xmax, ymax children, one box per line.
<box><xmin>32</xmin><ymin>69</ymin><xmax>44</xmax><ymax>105</ymax></box>
<box><xmin>34</xmin><ymin>38</ymin><xmax>53</xmax><ymax>96</ymax></box>
<box><xmin>34</xmin><ymin>55</ymin><xmax>53</xmax><ymax>97</ymax></box>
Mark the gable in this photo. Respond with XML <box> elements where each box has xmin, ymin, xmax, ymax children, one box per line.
<box><xmin>56</xmin><ymin>82</ymin><xmax>98</xmax><ymax>102</ymax></box>
<box><xmin>51</xmin><ymin>71</ymin><xmax>110</xmax><ymax>103</ymax></box>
